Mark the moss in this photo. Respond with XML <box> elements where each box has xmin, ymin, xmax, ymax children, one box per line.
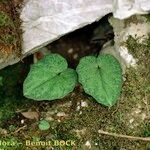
<box><xmin>125</xmin><ymin>35</ymin><xmax>150</xmax><ymax>58</ymax></box>
<box><xmin>0</xmin><ymin>76</ymin><xmax>2</xmax><ymax>86</ymax></box>
<box><xmin>0</xmin><ymin>137</ymin><xmax>24</xmax><ymax>150</ymax></box>
<box><xmin>119</xmin><ymin>35</ymin><xmax>150</xmax><ymax>135</ymax></box>
<box><xmin>0</xmin><ymin>12</ymin><xmax>13</xmax><ymax>27</ymax></box>
<box><xmin>0</xmin><ymin>61</ymin><xmax>31</xmax><ymax>123</ymax></box>
<box><xmin>144</xmin><ymin>14</ymin><xmax>150</xmax><ymax>22</ymax></box>
<box><xmin>0</xmin><ymin>98</ymin><xmax>16</xmax><ymax>121</ymax></box>
<box><xmin>0</xmin><ymin>0</ymin><xmax>10</xmax><ymax>3</ymax></box>
<box><xmin>143</xmin><ymin>123</ymin><xmax>150</xmax><ymax>137</ymax></box>
<box><xmin>124</xmin><ymin>15</ymin><xmax>148</xmax><ymax>27</ymax></box>
<box><xmin>125</xmin><ymin>35</ymin><xmax>150</xmax><ymax>86</ymax></box>
<box><xmin>0</xmin><ymin>34</ymin><xmax>16</xmax><ymax>44</ymax></box>
<box><xmin>147</xmin><ymin>143</ymin><xmax>150</xmax><ymax>150</ymax></box>
<box><xmin>0</xmin><ymin>2</ymin><xmax>22</xmax><ymax>58</ymax></box>
<box><xmin>56</xmin><ymin>120</ymin><xmax>79</xmax><ymax>140</ymax></box>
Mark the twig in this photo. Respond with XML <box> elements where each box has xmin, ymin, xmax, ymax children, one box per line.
<box><xmin>143</xmin><ymin>92</ymin><xmax>150</xmax><ymax>116</ymax></box>
<box><xmin>0</xmin><ymin>125</ymin><xmax>27</xmax><ymax>137</ymax></box>
<box><xmin>111</xmin><ymin>96</ymin><xmax>122</xmax><ymax>116</ymax></box>
<box><xmin>13</xmin><ymin>125</ymin><xmax>27</xmax><ymax>134</ymax></box>
<box><xmin>98</xmin><ymin>130</ymin><xmax>150</xmax><ymax>142</ymax></box>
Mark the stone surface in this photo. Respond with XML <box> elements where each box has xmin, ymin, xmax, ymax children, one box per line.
<box><xmin>21</xmin><ymin>0</ymin><xmax>113</xmax><ymax>54</ymax></box>
<box><xmin>113</xmin><ymin>0</ymin><xmax>150</xmax><ymax>19</ymax></box>
<box><xmin>100</xmin><ymin>15</ymin><xmax>150</xmax><ymax>73</ymax></box>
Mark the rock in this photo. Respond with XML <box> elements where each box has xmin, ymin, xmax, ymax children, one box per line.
<box><xmin>81</xmin><ymin>101</ymin><xmax>88</xmax><ymax>107</ymax></box>
<box><xmin>56</xmin><ymin>112</ymin><xmax>67</xmax><ymax>117</ymax></box>
<box><xmin>20</xmin><ymin>0</ymin><xmax>150</xmax><ymax>57</ymax></box>
<box><xmin>21</xmin><ymin>0</ymin><xmax>113</xmax><ymax>54</ymax></box>
<box><xmin>84</xmin><ymin>141</ymin><xmax>92</xmax><ymax>149</ymax></box>
<box><xmin>113</xmin><ymin>0</ymin><xmax>150</xmax><ymax>19</ymax></box>
<box><xmin>100</xmin><ymin>15</ymin><xmax>150</xmax><ymax>73</ymax></box>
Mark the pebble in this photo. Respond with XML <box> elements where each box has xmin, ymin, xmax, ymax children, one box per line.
<box><xmin>134</xmin><ymin>109</ymin><xmax>141</xmax><ymax>114</ymax></box>
<box><xmin>81</xmin><ymin>101</ymin><xmax>88</xmax><ymax>107</ymax></box>
<box><xmin>85</xmin><ymin>141</ymin><xmax>91</xmax><ymax>148</ymax></box>
<box><xmin>141</xmin><ymin>113</ymin><xmax>146</xmax><ymax>120</ymax></box>
<box><xmin>76</xmin><ymin>105</ymin><xmax>81</xmax><ymax>111</ymax></box>
<box><xmin>129</xmin><ymin>118</ymin><xmax>134</xmax><ymax>124</ymax></box>
<box><xmin>73</xmin><ymin>54</ymin><xmax>78</xmax><ymax>59</ymax></box>
<box><xmin>95</xmin><ymin>143</ymin><xmax>98</xmax><ymax>146</ymax></box>
<box><xmin>79</xmin><ymin>111</ymin><xmax>82</xmax><ymax>115</ymax></box>
<box><xmin>21</xmin><ymin>119</ymin><xmax>25</xmax><ymax>124</ymax></box>
<box><xmin>45</xmin><ymin>116</ymin><xmax>54</xmax><ymax>121</ymax></box>
<box><xmin>46</xmin><ymin>111</ymin><xmax>55</xmax><ymax>115</ymax></box>
<box><xmin>56</xmin><ymin>112</ymin><xmax>67</xmax><ymax>117</ymax></box>
<box><xmin>68</xmin><ymin>48</ymin><xmax>74</xmax><ymax>54</ymax></box>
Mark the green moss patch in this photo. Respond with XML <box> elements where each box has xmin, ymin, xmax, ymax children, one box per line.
<box><xmin>0</xmin><ymin>34</ymin><xmax>16</xmax><ymax>44</ymax></box>
<box><xmin>118</xmin><ymin>35</ymin><xmax>150</xmax><ymax>134</ymax></box>
<box><xmin>0</xmin><ymin>12</ymin><xmax>14</xmax><ymax>27</ymax></box>
<box><xmin>0</xmin><ymin>1</ymin><xmax>22</xmax><ymax>57</ymax></box>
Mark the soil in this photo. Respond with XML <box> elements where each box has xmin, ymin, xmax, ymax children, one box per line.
<box><xmin>0</xmin><ymin>2</ymin><xmax>149</xmax><ymax>150</ymax></box>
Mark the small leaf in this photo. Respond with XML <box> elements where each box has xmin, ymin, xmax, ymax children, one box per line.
<box><xmin>38</xmin><ymin>120</ymin><xmax>50</xmax><ymax>131</ymax></box>
<box><xmin>23</xmin><ymin>54</ymin><xmax>77</xmax><ymax>100</ymax></box>
<box><xmin>76</xmin><ymin>54</ymin><xmax>123</xmax><ymax>106</ymax></box>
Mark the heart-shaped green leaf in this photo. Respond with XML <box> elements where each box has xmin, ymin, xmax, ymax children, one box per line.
<box><xmin>23</xmin><ymin>54</ymin><xmax>77</xmax><ymax>100</ymax></box>
<box><xmin>76</xmin><ymin>54</ymin><xmax>123</xmax><ymax>106</ymax></box>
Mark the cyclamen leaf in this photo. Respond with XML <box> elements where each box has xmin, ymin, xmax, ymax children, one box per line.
<box><xmin>76</xmin><ymin>54</ymin><xmax>123</xmax><ymax>106</ymax></box>
<box><xmin>23</xmin><ymin>54</ymin><xmax>77</xmax><ymax>100</ymax></box>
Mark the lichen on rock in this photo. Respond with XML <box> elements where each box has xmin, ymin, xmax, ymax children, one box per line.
<box><xmin>108</xmin><ymin>15</ymin><xmax>150</xmax><ymax>70</ymax></box>
<box><xmin>108</xmin><ymin>15</ymin><xmax>150</xmax><ymax>131</ymax></box>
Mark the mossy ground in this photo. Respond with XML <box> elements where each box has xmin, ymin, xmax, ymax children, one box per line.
<box><xmin>124</xmin><ymin>14</ymin><xmax>150</xmax><ymax>27</ymax></box>
<box><xmin>0</xmin><ymin>68</ymin><xmax>149</xmax><ymax>150</ymax></box>
<box><xmin>0</xmin><ymin>0</ymin><xmax>21</xmax><ymax>59</ymax></box>
<box><xmin>0</xmin><ymin>13</ymin><xmax>149</xmax><ymax>150</ymax></box>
